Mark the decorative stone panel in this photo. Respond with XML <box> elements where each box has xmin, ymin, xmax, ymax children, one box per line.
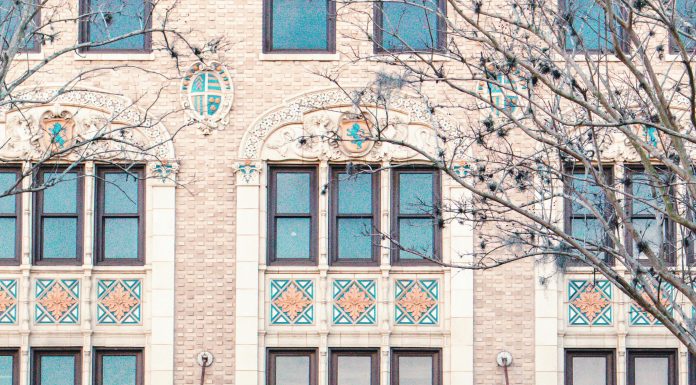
<box><xmin>270</xmin><ymin>279</ymin><xmax>314</xmax><ymax>325</ymax></box>
<box><xmin>97</xmin><ymin>279</ymin><xmax>142</xmax><ymax>325</ymax></box>
<box><xmin>395</xmin><ymin>279</ymin><xmax>439</xmax><ymax>325</ymax></box>
<box><xmin>568</xmin><ymin>280</ymin><xmax>613</xmax><ymax>326</ymax></box>
<box><xmin>332</xmin><ymin>280</ymin><xmax>377</xmax><ymax>325</ymax></box>
<box><xmin>35</xmin><ymin>279</ymin><xmax>79</xmax><ymax>324</ymax></box>
<box><xmin>629</xmin><ymin>283</ymin><xmax>674</xmax><ymax>326</ymax></box>
<box><xmin>0</xmin><ymin>279</ymin><xmax>17</xmax><ymax>324</ymax></box>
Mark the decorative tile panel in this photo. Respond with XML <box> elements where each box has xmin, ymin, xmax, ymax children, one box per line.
<box><xmin>35</xmin><ymin>279</ymin><xmax>79</xmax><ymax>324</ymax></box>
<box><xmin>568</xmin><ymin>280</ymin><xmax>613</xmax><ymax>326</ymax></box>
<box><xmin>395</xmin><ymin>279</ymin><xmax>438</xmax><ymax>325</ymax></box>
<box><xmin>630</xmin><ymin>283</ymin><xmax>674</xmax><ymax>326</ymax></box>
<box><xmin>97</xmin><ymin>279</ymin><xmax>142</xmax><ymax>325</ymax></box>
<box><xmin>332</xmin><ymin>280</ymin><xmax>377</xmax><ymax>325</ymax></box>
<box><xmin>0</xmin><ymin>280</ymin><xmax>17</xmax><ymax>324</ymax></box>
<box><xmin>270</xmin><ymin>280</ymin><xmax>314</xmax><ymax>325</ymax></box>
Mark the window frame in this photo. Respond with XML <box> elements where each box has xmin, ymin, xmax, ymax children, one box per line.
<box><xmin>669</xmin><ymin>0</ymin><xmax>696</xmax><ymax>54</ymax></box>
<box><xmin>1</xmin><ymin>3</ymin><xmax>41</xmax><ymax>53</ymax></box>
<box><xmin>78</xmin><ymin>0</ymin><xmax>153</xmax><ymax>53</ymax></box>
<box><xmin>390</xmin><ymin>348</ymin><xmax>441</xmax><ymax>385</ymax></box>
<box><xmin>391</xmin><ymin>166</ymin><xmax>441</xmax><ymax>265</ymax></box>
<box><xmin>329</xmin><ymin>348</ymin><xmax>379</xmax><ymax>385</ymax></box>
<box><xmin>94</xmin><ymin>166</ymin><xmax>146</xmax><ymax>266</ymax></box>
<box><xmin>329</xmin><ymin>165</ymin><xmax>381</xmax><ymax>266</ymax></box>
<box><xmin>0</xmin><ymin>166</ymin><xmax>22</xmax><ymax>265</ymax></box>
<box><xmin>267</xmin><ymin>348</ymin><xmax>317</xmax><ymax>385</ymax></box>
<box><xmin>373</xmin><ymin>0</ymin><xmax>447</xmax><ymax>54</ymax></box>
<box><xmin>558</xmin><ymin>0</ymin><xmax>628</xmax><ymax>53</ymax></box>
<box><xmin>267</xmin><ymin>166</ymin><xmax>319</xmax><ymax>266</ymax></box>
<box><xmin>262</xmin><ymin>0</ymin><xmax>337</xmax><ymax>54</ymax></box>
<box><xmin>31</xmin><ymin>348</ymin><xmax>82</xmax><ymax>385</ymax></box>
<box><xmin>93</xmin><ymin>348</ymin><xmax>143</xmax><ymax>385</ymax></box>
<box><xmin>33</xmin><ymin>166</ymin><xmax>84</xmax><ymax>266</ymax></box>
<box><xmin>627</xmin><ymin>349</ymin><xmax>678</xmax><ymax>385</ymax></box>
<box><xmin>0</xmin><ymin>349</ymin><xmax>19</xmax><ymax>385</ymax></box>
<box><xmin>564</xmin><ymin>349</ymin><xmax>615</xmax><ymax>385</ymax></box>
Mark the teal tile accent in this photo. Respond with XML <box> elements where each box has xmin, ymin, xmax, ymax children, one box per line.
<box><xmin>333</xmin><ymin>280</ymin><xmax>376</xmax><ymax>325</ymax></box>
<box><xmin>35</xmin><ymin>279</ymin><xmax>79</xmax><ymax>324</ymax></box>
<box><xmin>629</xmin><ymin>282</ymin><xmax>674</xmax><ymax>326</ymax></box>
<box><xmin>568</xmin><ymin>280</ymin><xmax>613</xmax><ymax>326</ymax></box>
<box><xmin>270</xmin><ymin>279</ymin><xmax>314</xmax><ymax>325</ymax></box>
<box><xmin>97</xmin><ymin>279</ymin><xmax>142</xmax><ymax>325</ymax></box>
<box><xmin>0</xmin><ymin>279</ymin><xmax>17</xmax><ymax>324</ymax></box>
<box><xmin>395</xmin><ymin>279</ymin><xmax>438</xmax><ymax>325</ymax></box>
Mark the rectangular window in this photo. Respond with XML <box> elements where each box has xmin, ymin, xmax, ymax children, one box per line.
<box><xmin>0</xmin><ymin>1</ymin><xmax>40</xmax><ymax>52</ymax></box>
<box><xmin>625</xmin><ymin>168</ymin><xmax>674</xmax><ymax>264</ymax></box>
<box><xmin>374</xmin><ymin>0</ymin><xmax>446</xmax><ymax>53</ymax></box>
<box><xmin>268</xmin><ymin>167</ymin><xmax>318</xmax><ymax>265</ymax></box>
<box><xmin>0</xmin><ymin>350</ymin><xmax>18</xmax><ymax>385</ymax></box>
<box><xmin>0</xmin><ymin>169</ymin><xmax>21</xmax><ymax>264</ymax></box>
<box><xmin>672</xmin><ymin>0</ymin><xmax>696</xmax><ymax>52</ymax></box>
<box><xmin>329</xmin><ymin>349</ymin><xmax>378</xmax><ymax>385</ymax></box>
<box><xmin>33</xmin><ymin>167</ymin><xmax>83</xmax><ymax>265</ymax></box>
<box><xmin>627</xmin><ymin>349</ymin><xmax>677</xmax><ymax>385</ymax></box>
<box><xmin>562</xmin><ymin>0</ymin><xmax>624</xmax><ymax>51</ymax></box>
<box><xmin>391</xmin><ymin>167</ymin><xmax>440</xmax><ymax>264</ymax></box>
<box><xmin>263</xmin><ymin>0</ymin><xmax>336</xmax><ymax>53</ymax></box>
<box><xmin>95</xmin><ymin>167</ymin><xmax>145</xmax><ymax>265</ymax></box>
<box><xmin>391</xmin><ymin>349</ymin><xmax>440</xmax><ymax>385</ymax></box>
<box><xmin>267</xmin><ymin>349</ymin><xmax>317</xmax><ymax>385</ymax></box>
<box><xmin>564</xmin><ymin>349</ymin><xmax>615</xmax><ymax>385</ymax></box>
<box><xmin>94</xmin><ymin>349</ymin><xmax>142</xmax><ymax>385</ymax></box>
<box><xmin>564</xmin><ymin>167</ymin><xmax>612</xmax><ymax>264</ymax></box>
<box><xmin>330</xmin><ymin>167</ymin><xmax>380</xmax><ymax>265</ymax></box>
<box><xmin>79</xmin><ymin>0</ymin><xmax>151</xmax><ymax>52</ymax></box>
<box><xmin>32</xmin><ymin>349</ymin><xmax>81</xmax><ymax>385</ymax></box>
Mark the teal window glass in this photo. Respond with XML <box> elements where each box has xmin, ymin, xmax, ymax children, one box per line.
<box><xmin>102</xmin><ymin>355</ymin><xmax>137</xmax><ymax>385</ymax></box>
<box><xmin>98</xmin><ymin>170</ymin><xmax>142</xmax><ymax>262</ymax></box>
<box><xmin>0</xmin><ymin>172</ymin><xmax>18</xmax><ymax>260</ymax></box>
<box><xmin>399</xmin><ymin>218</ymin><xmax>434</xmax><ymax>259</ymax></box>
<box><xmin>40</xmin><ymin>355</ymin><xmax>75</xmax><ymax>385</ymax></box>
<box><xmin>0</xmin><ymin>355</ymin><xmax>13</xmax><ymax>385</ymax></box>
<box><xmin>276</xmin><ymin>218</ymin><xmax>311</xmax><ymax>259</ymax></box>
<box><xmin>0</xmin><ymin>218</ymin><xmax>16</xmax><ymax>259</ymax></box>
<box><xmin>269</xmin><ymin>0</ymin><xmax>329</xmax><ymax>51</ymax></box>
<box><xmin>380</xmin><ymin>0</ymin><xmax>441</xmax><ymax>51</ymax></box>
<box><xmin>276</xmin><ymin>173</ymin><xmax>311</xmax><ymax>214</ymax></box>
<box><xmin>37</xmin><ymin>170</ymin><xmax>80</xmax><ymax>262</ymax></box>
<box><xmin>271</xmin><ymin>168</ymin><xmax>316</xmax><ymax>263</ymax></box>
<box><xmin>399</xmin><ymin>173</ymin><xmax>433</xmax><ymax>214</ymax></box>
<box><xmin>104</xmin><ymin>173</ymin><xmax>138</xmax><ymax>214</ymax></box>
<box><xmin>0</xmin><ymin>1</ymin><xmax>38</xmax><ymax>50</ymax></box>
<box><xmin>337</xmin><ymin>218</ymin><xmax>372</xmax><ymax>259</ymax></box>
<box><xmin>43</xmin><ymin>173</ymin><xmax>77</xmax><ymax>214</ymax></box>
<box><xmin>0</xmin><ymin>173</ymin><xmax>17</xmax><ymax>214</ymax></box>
<box><xmin>564</xmin><ymin>0</ymin><xmax>619</xmax><ymax>51</ymax></box>
<box><xmin>43</xmin><ymin>218</ymin><xmax>78</xmax><ymax>259</ymax></box>
<box><xmin>629</xmin><ymin>171</ymin><xmax>670</xmax><ymax>259</ymax></box>
<box><xmin>338</xmin><ymin>173</ymin><xmax>372</xmax><ymax>214</ymax></box>
<box><xmin>104</xmin><ymin>218</ymin><xmax>139</xmax><ymax>259</ymax></box>
<box><xmin>394</xmin><ymin>170</ymin><xmax>438</xmax><ymax>262</ymax></box>
<box><xmin>333</xmin><ymin>171</ymin><xmax>376</xmax><ymax>262</ymax></box>
<box><xmin>85</xmin><ymin>0</ymin><xmax>147</xmax><ymax>50</ymax></box>
<box><xmin>675</xmin><ymin>0</ymin><xmax>696</xmax><ymax>49</ymax></box>
<box><xmin>567</xmin><ymin>169</ymin><xmax>610</xmax><ymax>260</ymax></box>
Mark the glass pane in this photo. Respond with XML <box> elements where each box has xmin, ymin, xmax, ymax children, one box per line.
<box><xmin>0</xmin><ymin>218</ymin><xmax>16</xmax><ymax>259</ymax></box>
<box><xmin>398</xmin><ymin>356</ymin><xmax>433</xmax><ymax>385</ymax></box>
<box><xmin>382</xmin><ymin>0</ymin><xmax>440</xmax><ymax>51</ymax></box>
<box><xmin>276</xmin><ymin>218</ymin><xmax>311</xmax><ymax>259</ymax></box>
<box><xmin>570</xmin><ymin>172</ymin><xmax>606</xmax><ymax>215</ymax></box>
<box><xmin>88</xmin><ymin>0</ymin><xmax>146</xmax><ymax>49</ymax></box>
<box><xmin>0</xmin><ymin>1</ymin><xmax>37</xmax><ymax>50</ymax></box>
<box><xmin>399</xmin><ymin>218</ymin><xmax>434</xmax><ymax>259</ymax></box>
<box><xmin>275</xmin><ymin>355</ymin><xmax>310</xmax><ymax>385</ymax></box>
<box><xmin>572</xmin><ymin>356</ymin><xmax>607</xmax><ymax>385</ymax></box>
<box><xmin>634</xmin><ymin>356</ymin><xmax>669</xmax><ymax>385</ymax></box>
<box><xmin>104</xmin><ymin>218</ymin><xmax>139</xmax><ymax>259</ymax></box>
<box><xmin>338</xmin><ymin>218</ymin><xmax>372</xmax><ymax>259</ymax></box>
<box><xmin>564</xmin><ymin>0</ymin><xmax>614</xmax><ymax>51</ymax></box>
<box><xmin>0</xmin><ymin>173</ymin><xmax>17</xmax><ymax>214</ymax></box>
<box><xmin>399</xmin><ymin>173</ymin><xmax>434</xmax><ymax>214</ymax></box>
<box><xmin>676</xmin><ymin>0</ymin><xmax>696</xmax><ymax>49</ymax></box>
<box><xmin>40</xmin><ymin>355</ymin><xmax>75</xmax><ymax>385</ymax></box>
<box><xmin>276</xmin><ymin>173</ymin><xmax>311</xmax><ymax>214</ymax></box>
<box><xmin>43</xmin><ymin>173</ymin><xmax>77</xmax><ymax>214</ymax></box>
<box><xmin>571</xmin><ymin>218</ymin><xmax>603</xmax><ymax>247</ymax></box>
<box><xmin>43</xmin><ymin>217</ymin><xmax>77</xmax><ymax>259</ymax></box>
<box><xmin>632</xmin><ymin>173</ymin><xmax>666</xmax><ymax>215</ymax></box>
<box><xmin>0</xmin><ymin>355</ymin><xmax>13</xmax><ymax>385</ymax></box>
<box><xmin>337</xmin><ymin>356</ymin><xmax>371</xmax><ymax>385</ymax></box>
<box><xmin>105</xmin><ymin>172</ymin><xmax>139</xmax><ymax>214</ymax></box>
<box><xmin>338</xmin><ymin>173</ymin><xmax>372</xmax><ymax>214</ymax></box>
<box><xmin>103</xmin><ymin>355</ymin><xmax>137</xmax><ymax>385</ymax></box>
<box><xmin>632</xmin><ymin>218</ymin><xmax>663</xmax><ymax>258</ymax></box>
<box><xmin>271</xmin><ymin>0</ymin><xmax>328</xmax><ymax>50</ymax></box>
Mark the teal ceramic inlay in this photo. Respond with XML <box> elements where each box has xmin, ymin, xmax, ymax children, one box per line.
<box><xmin>270</xmin><ymin>279</ymin><xmax>314</xmax><ymax>325</ymax></box>
<box><xmin>0</xmin><ymin>279</ymin><xmax>17</xmax><ymax>324</ymax></box>
<box><xmin>629</xmin><ymin>282</ymin><xmax>674</xmax><ymax>326</ymax></box>
<box><xmin>35</xmin><ymin>279</ymin><xmax>79</xmax><ymax>324</ymax></box>
<box><xmin>568</xmin><ymin>280</ymin><xmax>613</xmax><ymax>326</ymax></box>
<box><xmin>394</xmin><ymin>279</ymin><xmax>439</xmax><ymax>325</ymax></box>
<box><xmin>333</xmin><ymin>280</ymin><xmax>376</xmax><ymax>325</ymax></box>
<box><xmin>97</xmin><ymin>279</ymin><xmax>142</xmax><ymax>325</ymax></box>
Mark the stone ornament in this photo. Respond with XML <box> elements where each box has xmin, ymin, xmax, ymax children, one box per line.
<box><xmin>35</xmin><ymin>279</ymin><xmax>80</xmax><ymax>324</ymax></box>
<box><xmin>475</xmin><ymin>65</ymin><xmax>528</xmax><ymax>117</ymax></box>
<box><xmin>333</xmin><ymin>279</ymin><xmax>377</xmax><ymax>325</ymax></box>
<box><xmin>97</xmin><ymin>279</ymin><xmax>142</xmax><ymax>325</ymax></box>
<box><xmin>394</xmin><ymin>279</ymin><xmax>439</xmax><ymax>325</ymax></box>
<box><xmin>568</xmin><ymin>280</ymin><xmax>613</xmax><ymax>326</ymax></box>
<box><xmin>629</xmin><ymin>282</ymin><xmax>674</xmax><ymax>326</ymax></box>
<box><xmin>0</xmin><ymin>280</ymin><xmax>17</xmax><ymax>324</ymax></box>
<box><xmin>180</xmin><ymin>61</ymin><xmax>234</xmax><ymax>135</ymax></box>
<box><xmin>270</xmin><ymin>279</ymin><xmax>314</xmax><ymax>325</ymax></box>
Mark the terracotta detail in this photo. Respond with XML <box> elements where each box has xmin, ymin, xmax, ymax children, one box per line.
<box><xmin>397</xmin><ymin>285</ymin><xmax>437</xmax><ymax>320</ymax></box>
<box><xmin>37</xmin><ymin>285</ymin><xmax>76</xmax><ymax>319</ymax></box>
<box><xmin>101</xmin><ymin>284</ymin><xmax>139</xmax><ymax>320</ymax></box>
<box><xmin>571</xmin><ymin>287</ymin><xmax>609</xmax><ymax>322</ymax></box>
<box><xmin>273</xmin><ymin>285</ymin><xmax>311</xmax><ymax>320</ymax></box>
<box><xmin>336</xmin><ymin>285</ymin><xmax>374</xmax><ymax>321</ymax></box>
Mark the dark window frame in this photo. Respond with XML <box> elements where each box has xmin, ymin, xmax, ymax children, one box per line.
<box><xmin>329</xmin><ymin>165</ymin><xmax>381</xmax><ymax>266</ymax></box>
<box><xmin>627</xmin><ymin>349</ymin><xmax>678</xmax><ymax>385</ymax></box>
<box><xmin>94</xmin><ymin>348</ymin><xmax>143</xmax><ymax>385</ymax></box>
<box><xmin>391</xmin><ymin>166</ymin><xmax>441</xmax><ymax>265</ymax></box>
<box><xmin>564</xmin><ymin>349</ymin><xmax>615</xmax><ymax>385</ymax></box>
<box><xmin>31</xmin><ymin>348</ymin><xmax>82</xmax><ymax>385</ymax></box>
<box><xmin>0</xmin><ymin>166</ymin><xmax>22</xmax><ymax>265</ymax></box>
<box><xmin>558</xmin><ymin>0</ymin><xmax>629</xmax><ymax>53</ymax></box>
<box><xmin>94</xmin><ymin>166</ymin><xmax>146</xmax><ymax>266</ymax></box>
<box><xmin>563</xmin><ymin>165</ymin><xmax>614</xmax><ymax>266</ymax></box>
<box><xmin>262</xmin><ymin>0</ymin><xmax>337</xmax><ymax>54</ymax></box>
<box><xmin>33</xmin><ymin>166</ymin><xmax>84</xmax><ymax>266</ymax></box>
<box><xmin>1</xmin><ymin>3</ymin><xmax>41</xmax><ymax>53</ymax></box>
<box><xmin>390</xmin><ymin>348</ymin><xmax>441</xmax><ymax>385</ymax></box>
<box><xmin>690</xmin><ymin>352</ymin><xmax>696</xmax><ymax>385</ymax></box>
<box><xmin>329</xmin><ymin>348</ymin><xmax>379</xmax><ymax>385</ymax></box>
<box><xmin>0</xmin><ymin>349</ymin><xmax>19</xmax><ymax>385</ymax></box>
<box><xmin>373</xmin><ymin>0</ymin><xmax>448</xmax><ymax>54</ymax></box>
<box><xmin>267</xmin><ymin>348</ymin><xmax>318</xmax><ymax>385</ymax></box>
<box><xmin>78</xmin><ymin>0</ymin><xmax>153</xmax><ymax>53</ymax></box>
<box><xmin>267</xmin><ymin>166</ymin><xmax>319</xmax><ymax>266</ymax></box>
<box><xmin>669</xmin><ymin>0</ymin><xmax>696</xmax><ymax>54</ymax></box>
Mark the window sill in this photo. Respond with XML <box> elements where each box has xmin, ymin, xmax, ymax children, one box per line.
<box><xmin>258</xmin><ymin>52</ymin><xmax>340</xmax><ymax>62</ymax></box>
<box><xmin>74</xmin><ymin>52</ymin><xmax>155</xmax><ymax>61</ymax></box>
<box><xmin>369</xmin><ymin>51</ymin><xmax>453</xmax><ymax>63</ymax></box>
<box><xmin>13</xmin><ymin>51</ymin><xmax>46</xmax><ymax>61</ymax></box>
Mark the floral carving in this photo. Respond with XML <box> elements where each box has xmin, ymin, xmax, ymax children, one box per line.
<box><xmin>273</xmin><ymin>284</ymin><xmax>311</xmax><ymax>321</ymax></box>
<box><xmin>38</xmin><ymin>285</ymin><xmax>76</xmax><ymax>319</ymax></box>
<box><xmin>0</xmin><ymin>291</ymin><xmax>14</xmax><ymax>314</ymax></box>
<box><xmin>101</xmin><ymin>284</ymin><xmax>138</xmax><ymax>321</ymax></box>
<box><xmin>571</xmin><ymin>287</ymin><xmax>609</xmax><ymax>322</ymax></box>
<box><xmin>336</xmin><ymin>285</ymin><xmax>374</xmax><ymax>321</ymax></box>
<box><xmin>397</xmin><ymin>285</ymin><xmax>437</xmax><ymax>321</ymax></box>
